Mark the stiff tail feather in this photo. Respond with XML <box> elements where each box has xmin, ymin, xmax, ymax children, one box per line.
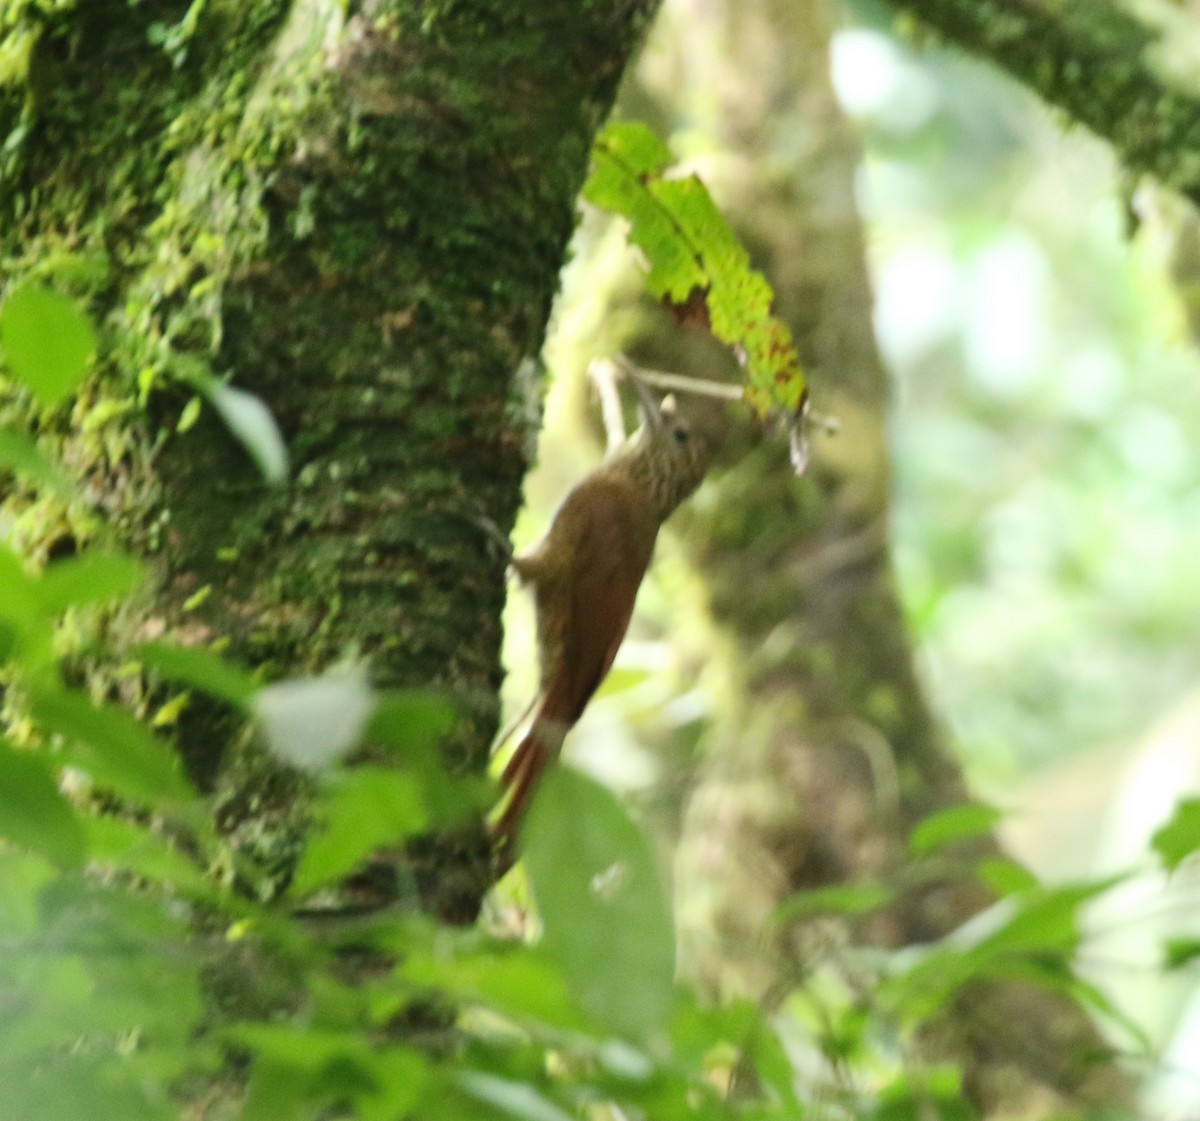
<box><xmin>490</xmin><ymin>703</ymin><xmax>569</xmax><ymax>845</ymax></box>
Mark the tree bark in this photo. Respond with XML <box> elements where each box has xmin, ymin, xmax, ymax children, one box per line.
<box><xmin>1</xmin><ymin>0</ymin><xmax>657</xmax><ymax>918</ymax></box>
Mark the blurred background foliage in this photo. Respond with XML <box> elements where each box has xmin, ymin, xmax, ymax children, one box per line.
<box><xmin>8</xmin><ymin>0</ymin><xmax>1200</xmax><ymax>1116</ymax></box>
<box><xmin>502</xmin><ymin>0</ymin><xmax>1200</xmax><ymax>1109</ymax></box>
<box><xmin>839</xmin><ymin>11</ymin><xmax>1200</xmax><ymax>1101</ymax></box>
<box><xmin>842</xmin><ymin>17</ymin><xmax>1200</xmax><ymax>793</ymax></box>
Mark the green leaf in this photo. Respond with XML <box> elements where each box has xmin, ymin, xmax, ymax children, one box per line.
<box><xmin>457</xmin><ymin>1071</ymin><xmax>576</xmax><ymax>1121</ymax></box>
<box><xmin>670</xmin><ymin>995</ymin><xmax>758</xmax><ymax>1067</ymax></box>
<box><xmin>1152</xmin><ymin>797</ymin><xmax>1200</xmax><ymax>871</ymax></box>
<box><xmin>230</xmin><ymin>1023</ymin><xmax>377</xmax><ymax>1073</ymax></box>
<box><xmin>0</xmin><ymin>283</ymin><xmax>96</xmax><ymax>406</ymax></box>
<box><xmin>882</xmin><ymin>878</ymin><xmax>1120</xmax><ymax>1025</ymax></box>
<box><xmin>0</xmin><ymin>850</ymin><xmax>57</xmax><ymax>937</ymax></box>
<box><xmin>0</xmin><ymin>545</ymin><xmax>50</xmax><ymax>667</ymax></box>
<box><xmin>33</xmin><ymin>689</ymin><xmax>196</xmax><ymax>808</ymax></box>
<box><xmin>231</xmin><ymin>1025</ymin><xmax>430</xmax><ymax>1121</ymax></box>
<box><xmin>0</xmin><ymin>1053</ymin><xmax>176</xmax><ymax>1121</ymax></box>
<box><xmin>875</xmin><ymin>1065</ymin><xmax>972</xmax><ymax>1121</ymax></box>
<box><xmin>183</xmin><ymin>374</ymin><xmax>289</xmax><ymax>484</ymax></box>
<box><xmin>367</xmin><ymin>690</ymin><xmax>457</xmax><ymax>752</ymax></box>
<box><xmin>976</xmin><ymin>856</ymin><xmax>1039</xmax><ymax>896</ymax></box>
<box><xmin>0</xmin><ymin>738</ymin><xmax>86</xmax><ymax>868</ymax></box>
<box><xmin>976</xmin><ymin>880</ymin><xmax>1117</xmax><ymax>956</ymax></box>
<box><xmin>402</xmin><ymin>942</ymin><xmax>593</xmax><ymax>1034</ymax></box>
<box><xmin>773</xmin><ymin>881</ymin><xmax>893</xmax><ymax>922</ymax></box>
<box><xmin>584</xmin><ymin>121</ymin><xmax>805</xmax><ymax>416</ymax></box>
<box><xmin>238</xmin><ymin>1061</ymin><xmax>313</xmax><ymax>1121</ymax></box>
<box><xmin>292</xmin><ymin>767</ymin><xmax>427</xmax><ymax>896</ymax></box>
<box><xmin>879</xmin><ymin>944</ymin><xmax>977</xmax><ymax>1024</ymax></box>
<box><xmin>36</xmin><ymin>552</ymin><xmax>144</xmax><ymax>614</ymax></box>
<box><xmin>29</xmin><ymin>878</ymin><xmax>202</xmax><ymax>1041</ymax></box>
<box><xmin>367</xmin><ymin>690</ymin><xmax>482</xmax><ymax>823</ymax></box>
<box><xmin>83</xmin><ymin>814</ymin><xmax>213</xmax><ymax>899</ymax></box>
<box><xmin>909</xmin><ymin>803</ymin><xmax>1003</xmax><ymax>857</ymax></box>
<box><xmin>523</xmin><ymin>767</ymin><xmax>675</xmax><ymax>1039</ymax></box>
<box><xmin>960</xmin><ymin>883</ymin><xmax>1118</xmax><ymax>960</ymax></box>
<box><xmin>138</xmin><ymin>641</ymin><xmax>256</xmax><ymax>709</ymax></box>
<box><xmin>0</xmin><ymin>428</ymin><xmax>69</xmax><ymax>490</ymax></box>
<box><xmin>1164</xmin><ymin>938</ymin><xmax>1200</xmax><ymax>971</ymax></box>
<box><xmin>209</xmin><ymin>381</ymin><xmax>289</xmax><ymax>483</ymax></box>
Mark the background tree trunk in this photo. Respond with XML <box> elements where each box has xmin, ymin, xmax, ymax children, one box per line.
<box><xmin>626</xmin><ymin>0</ymin><xmax>1135</xmax><ymax>1113</ymax></box>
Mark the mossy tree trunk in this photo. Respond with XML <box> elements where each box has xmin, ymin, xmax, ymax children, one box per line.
<box><xmin>0</xmin><ymin>1</ymin><xmax>657</xmax><ymax>919</ymax></box>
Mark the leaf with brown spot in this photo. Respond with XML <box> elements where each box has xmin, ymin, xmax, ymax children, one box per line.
<box><xmin>584</xmin><ymin>121</ymin><xmax>806</xmax><ymax>416</ymax></box>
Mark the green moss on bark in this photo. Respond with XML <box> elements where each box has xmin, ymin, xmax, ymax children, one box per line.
<box><xmin>2</xmin><ymin>0</ymin><xmax>660</xmax><ymax>913</ymax></box>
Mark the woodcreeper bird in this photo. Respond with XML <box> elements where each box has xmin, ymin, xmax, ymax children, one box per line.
<box><xmin>492</xmin><ymin>376</ymin><xmax>726</xmax><ymax>843</ymax></box>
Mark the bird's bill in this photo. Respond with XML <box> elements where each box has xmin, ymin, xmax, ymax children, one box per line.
<box><xmin>626</xmin><ymin>371</ymin><xmax>665</xmax><ymax>431</ymax></box>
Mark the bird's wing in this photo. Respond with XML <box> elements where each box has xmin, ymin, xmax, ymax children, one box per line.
<box><xmin>542</xmin><ymin>479</ymin><xmax>655</xmax><ymax>727</ymax></box>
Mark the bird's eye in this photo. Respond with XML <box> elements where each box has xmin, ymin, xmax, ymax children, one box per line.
<box><xmin>673</xmin><ymin>426</ymin><xmax>690</xmax><ymax>444</ymax></box>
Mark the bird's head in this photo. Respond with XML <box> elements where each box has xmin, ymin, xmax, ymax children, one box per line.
<box><xmin>627</xmin><ymin>373</ymin><xmax>727</xmax><ymax>517</ymax></box>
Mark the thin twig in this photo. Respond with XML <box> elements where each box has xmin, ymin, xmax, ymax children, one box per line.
<box><xmin>611</xmin><ymin>354</ymin><xmax>745</xmax><ymax>400</ymax></box>
<box><xmin>588</xmin><ymin>357</ymin><xmax>629</xmax><ymax>452</ymax></box>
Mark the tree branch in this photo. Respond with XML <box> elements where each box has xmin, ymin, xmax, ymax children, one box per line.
<box><xmin>882</xmin><ymin>0</ymin><xmax>1200</xmax><ymax>204</ymax></box>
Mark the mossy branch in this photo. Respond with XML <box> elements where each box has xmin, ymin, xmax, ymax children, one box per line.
<box><xmin>881</xmin><ymin>0</ymin><xmax>1200</xmax><ymax>204</ymax></box>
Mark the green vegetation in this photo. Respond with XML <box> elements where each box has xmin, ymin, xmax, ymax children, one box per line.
<box><xmin>6</xmin><ymin>1</ymin><xmax>1200</xmax><ymax>1117</ymax></box>
<box><xmin>7</xmin><ymin>169</ymin><xmax>1200</xmax><ymax>1117</ymax></box>
<box><xmin>585</xmin><ymin>121</ymin><xmax>807</xmax><ymax>415</ymax></box>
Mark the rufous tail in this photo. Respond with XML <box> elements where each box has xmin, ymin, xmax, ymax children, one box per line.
<box><xmin>490</xmin><ymin>702</ymin><xmax>568</xmax><ymax>846</ymax></box>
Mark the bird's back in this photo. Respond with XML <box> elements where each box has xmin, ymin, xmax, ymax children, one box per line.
<box><xmin>534</xmin><ymin>471</ymin><xmax>659</xmax><ymax>725</ymax></box>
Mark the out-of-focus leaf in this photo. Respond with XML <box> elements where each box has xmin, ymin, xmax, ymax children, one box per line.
<box><xmin>33</xmin><ymin>689</ymin><xmax>196</xmax><ymax>808</ymax></box>
<box><xmin>773</xmin><ymin>882</ymin><xmax>893</xmax><ymax>922</ymax></box>
<box><xmin>238</xmin><ymin>1060</ymin><xmax>310</xmax><ymax>1121</ymax></box>
<box><xmin>0</xmin><ymin>738</ymin><xmax>86</xmax><ymax>868</ymax></box>
<box><xmin>0</xmin><ymin>428</ymin><xmax>68</xmax><ymax>490</ymax></box>
<box><xmin>36</xmin><ymin>552</ymin><xmax>144</xmax><ymax>614</ymax></box>
<box><xmin>1058</xmin><ymin>964</ymin><xmax>1152</xmax><ymax>1051</ymax></box>
<box><xmin>886</xmin><ymin>876</ymin><xmax>1123</xmax><ymax>1026</ymax></box>
<box><xmin>205</xmin><ymin>379</ymin><xmax>289</xmax><ymax>483</ymax></box>
<box><xmin>523</xmin><ymin>767</ymin><xmax>675</xmax><ymax>1039</ymax></box>
<box><xmin>0</xmin><ymin>543</ymin><xmax>39</xmax><ymax>632</ymax></box>
<box><xmin>669</xmin><ymin>994</ymin><xmax>758</xmax><ymax>1067</ymax></box>
<box><xmin>1165</xmin><ymin>938</ymin><xmax>1200</xmax><ymax>971</ymax></box>
<box><xmin>83</xmin><ymin>815</ymin><xmax>213</xmax><ymax>900</ymax></box>
<box><xmin>253</xmin><ymin>668</ymin><xmax>376</xmax><ymax>771</ymax></box>
<box><xmin>138</xmin><ymin>641</ymin><xmax>256</xmax><ymax>709</ymax></box>
<box><xmin>976</xmin><ymin>856</ymin><xmax>1039</xmax><ymax>896</ymax></box>
<box><xmin>31</xmin><ymin>878</ymin><xmax>202</xmax><ymax>1041</ymax></box>
<box><xmin>367</xmin><ymin>690</ymin><xmax>456</xmax><ymax>753</ymax></box>
<box><xmin>909</xmin><ymin>803</ymin><xmax>1003</xmax><ymax>857</ymax></box>
<box><xmin>229</xmin><ymin>1023</ymin><xmax>377</xmax><ymax>1071</ymax></box>
<box><xmin>366</xmin><ymin>689</ymin><xmax>482</xmax><ymax>823</ymax></box>
<box><xmin>969</xmin><ymin>879</ymin><xmax>1118</xmax><ymax>956</ymax></box>
<box><xmin>457</xmin><ymin>1071</ymin><xmax>576</xmax><ymax>1121</ymax></box>
<box><xmin>1152</xmin><ymin>797</ymin><xmax>1200</xmax><ymax>871</ymax></box>
<box><xmin>0</xmin><ymin>283</ymin><xmax>96</xmax><ymax>406</ymax></box>
<box><xmin>402</xmin><ymin>943</ymin><xmax>593</xmax><ymax>1035</ymax></box>
<box><xmin>875</xmin><ymin>1064</ymin><xmax>971</xmax><ymax>1121</ymax></box>
<box><xmin>231</xmin><ymin>1025</ymin><xmax>430</xmax><ymax>1121</ymax></box>
<box><xmin>292</xmin><ymin>767</ymin><xmax>426</xmax><ymax>897</ymax></box>
<box><xmin>0</xmin><ymin>850</ymin><xmax>56</xmax><ymax>937</ymax></box>
<box><xmin>0</xmin><ymin>1052</ymin><xmax>176</xmax><ymax>1121</ymax></box>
